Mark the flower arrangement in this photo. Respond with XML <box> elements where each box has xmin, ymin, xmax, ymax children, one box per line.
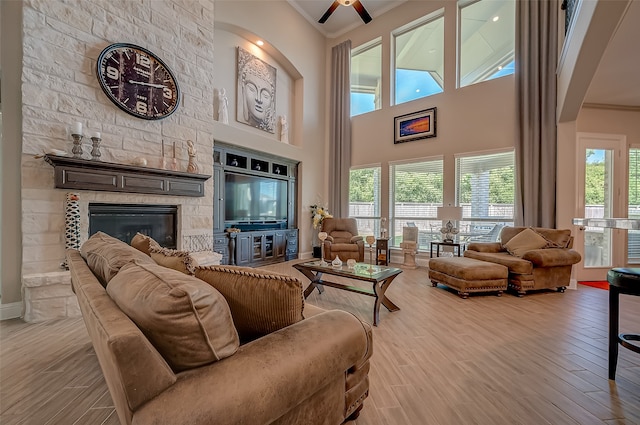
<box><xmin>310</xmin><ymin>204</ymin><xmax>332</xmax><ymax>229</ymax></box>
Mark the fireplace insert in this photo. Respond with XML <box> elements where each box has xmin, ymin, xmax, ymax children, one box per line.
<box><xmin>89</xmin><ymin>203</ymin><xmax>177</xmax><ymax>248</ymax></box>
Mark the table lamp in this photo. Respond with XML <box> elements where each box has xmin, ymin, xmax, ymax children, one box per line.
<box><xmin>436</xmin><ymin>205</ymin><xmax>463</xmax><ymax>243</ymax></box>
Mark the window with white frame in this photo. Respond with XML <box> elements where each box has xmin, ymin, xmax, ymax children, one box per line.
<box><xmin>459</xmin><ymin>0</ymin><xmax>515</xmax><ymax>88</ymax></box>
<box><xmin>628</xmin><ymin>148</ymin><xmax>640</xmax><ymax>263</ymax></box>
<box><xmin>455</xmin><ymin>150</ymin><xmax>515</xmax><ymax>242</ymax></box>
<box><xmin>349</xmin><ymin>166</ymin><xmax>381</xmax><ymax>236</ymax></box>
<box><xmin>390</xmin><ymin>158</ymin><xmax>444</xmax><ymax>248</ymax></box>
<box><xmin>351</xmin><ymin>38</ymin><xmax>382</xmax><ymax>117</ymax></box>
<box><xmin>393</xmin><ymin>10</ymin><xmax>445</xmax><ymax>105</ymax></box>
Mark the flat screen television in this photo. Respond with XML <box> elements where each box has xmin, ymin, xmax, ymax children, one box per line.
<box><xmin>225</xmin><ymin>172</ymin><xmax>288</xmax><ymax>226</ymax></box>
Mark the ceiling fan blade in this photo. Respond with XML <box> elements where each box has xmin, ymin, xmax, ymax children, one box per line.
<box><xmin>352</xmin><ymin>0</ymin><xmax>372</xmax><ymax>24</ymax></box>
<box><xmin>319</xmin><ymin>1</ymin><xmax>340</xmax><ymax>24</ymax></box>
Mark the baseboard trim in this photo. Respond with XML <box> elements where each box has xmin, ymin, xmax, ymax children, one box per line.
<box><xmin>0</xmin><ymin>302</ymin><xmax>23</xmax><ymax>320</ymax></box>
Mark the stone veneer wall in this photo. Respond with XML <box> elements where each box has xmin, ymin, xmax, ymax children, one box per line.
<box><xmin>20</xmin><ymin>0</ymin><xmax>216</xmax><ymax>322</ymax></box>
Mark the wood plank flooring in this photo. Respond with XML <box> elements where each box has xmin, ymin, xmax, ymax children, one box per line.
<box><xmin>1</xmin><ymin>260</ymin><xmax>639</xmax><ymax>424</ymax></box>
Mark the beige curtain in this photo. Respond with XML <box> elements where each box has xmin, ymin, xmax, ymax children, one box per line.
<box><xmin>515</xmin><ymin>0</ymin><xmax>558</xmax><ymax>228</ymax></box>
<box><xmin>329</xmin><ymin>40</ymin><xmax>352</xmax><ymax>218</ymax></box>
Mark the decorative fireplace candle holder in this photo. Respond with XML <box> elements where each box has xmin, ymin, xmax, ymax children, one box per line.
<box><xmin>71</xmin><ymin>134</ymin><xmax>84</xmax><ymax>159</ymax></box>
<box><xmin>90</xmin><ymin>136</ymin><xmax>102</xmax><ymax>161</ymax></box>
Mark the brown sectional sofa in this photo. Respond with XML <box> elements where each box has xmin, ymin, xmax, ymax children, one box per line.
<box><xmin>464</xmin><ymin>226</ymin><xmax>582</xmax><ymax>296</ymax></box>
<box><xmin>68</xmin><ymin>232</ymin><xmax>372</xmax><ymax>425</ymax></box>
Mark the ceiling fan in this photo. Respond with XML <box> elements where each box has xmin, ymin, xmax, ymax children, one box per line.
<box><xmin>319</xmin><ymin>0</ymin><xmax>372</xmax><ymax>24</ymax></box>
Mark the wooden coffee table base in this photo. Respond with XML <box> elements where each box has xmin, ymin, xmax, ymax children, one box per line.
<box><xmin>294</xmin><ymin>262</ymin><xmax>401</xmax><ymax>326</ymax></box>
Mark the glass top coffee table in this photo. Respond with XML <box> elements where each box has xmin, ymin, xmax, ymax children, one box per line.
<box><xmin>293</xmin><ymin>261</ymin><xmax>402</xmax><ymax>326</ymax></box>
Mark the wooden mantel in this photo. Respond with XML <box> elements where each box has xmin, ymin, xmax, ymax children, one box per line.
<box><xmin>44</xmin><ymin>154</ymin><xmax>211</xmax><ymax>197</ymax></box>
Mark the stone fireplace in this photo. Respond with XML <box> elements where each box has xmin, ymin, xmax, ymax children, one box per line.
<box><xmin>20</xmin><ymin>155</ymin><xmax>214</xmax><ymax>323</ymax></box>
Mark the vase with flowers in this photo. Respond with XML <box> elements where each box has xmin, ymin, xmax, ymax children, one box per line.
<box><xmin>310</xmin><ymin>204</ymin><xmax>333</xmax><ymax>250</ymax></box>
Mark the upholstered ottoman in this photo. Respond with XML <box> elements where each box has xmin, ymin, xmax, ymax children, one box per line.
<box><xmin>429</xmin><ymin>257</ymin><xmax>508</xmax><ymax>298</ymax></box>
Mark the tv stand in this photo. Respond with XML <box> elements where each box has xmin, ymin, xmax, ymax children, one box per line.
<box><xmin>212</xmin><ymin>142</ymin><xmax>299</xmax><ymax>265</ymax></box>
<box><xmin>227</xmin><ymin>229</ymin><xmax>298</xmax><ymax>267</ymax></box>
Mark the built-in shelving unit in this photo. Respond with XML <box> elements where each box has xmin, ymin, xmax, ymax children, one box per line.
<box><xmin>213</xmin><ymin>142</ymin><xmax>299</xmax><ymax>266</ymax></box>
<box><xmin>44</xmin><ymin>154</ymin><xmax>210</xmax><ymax>197</ymax></box>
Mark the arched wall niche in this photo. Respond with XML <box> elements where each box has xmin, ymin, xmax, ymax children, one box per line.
<box><xmin>213</xmin><ymin>21</ymin><xmax>304</xmax><ymax>148</ymax></box>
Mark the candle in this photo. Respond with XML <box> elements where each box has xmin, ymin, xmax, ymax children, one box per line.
<box><xmin>72</xmin><ymin>122</ymin><xmax>82</xmax><ymax>135</ymax></box>
<box><xmin>91</xmin><ymin>131</ymin><xmax>101</xmax><ymax>139</ymax></box>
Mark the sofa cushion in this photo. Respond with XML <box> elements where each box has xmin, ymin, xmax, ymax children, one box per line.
<box><xmin>149</xmin><ymin>246</ymin><xmax>196</xmax><ymax>275</ymax></box>
<box><xmin>130</xmin><ymin>232</ymin><xmax>161</xmax><ymax>256</ymax></box>
<box><xmin>194</xmin><ymin>265</ymin><xmax>304</xmax><ymax>342</ymax></box>
<box><xmin>463</xmin><ymin>251</ymin><xmax>534</xmax><ymax>275</ymax></box>
<box><xmin>107</xmin><ymin>261</ymin><xmax>239</xmax><ymax>372</ymax></box>
<box><xmin>81</xmin><ymin>231</ymin><xmax>155</xmax><ymax>287</ymax></box>
<box><xmin>503</xmin><ymin>227</ymin><xmax>549</xmax><ymax>257</ymax></box>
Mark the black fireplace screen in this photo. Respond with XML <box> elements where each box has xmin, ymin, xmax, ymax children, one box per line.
<box><xmin>88</xmin><ymin>203</ymin><xmax>177</xmax><ymax>248</ymax></box>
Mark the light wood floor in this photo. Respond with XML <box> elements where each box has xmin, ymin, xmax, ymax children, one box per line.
<box><xmin>1</xmin><ymin>260</ymin><xmax>639</xmax><ymax>425</ymax></box>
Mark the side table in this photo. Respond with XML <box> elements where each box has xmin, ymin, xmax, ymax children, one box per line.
<box><xmin>376</xmin><ymin>238</ymin><xmax>390</xmax><ymax>265</ymax></box>
<box><xmin>607</xmin><ymin>268</ymin><xmax>640</xmax><ymax>380</ymax></box>
<box><xmin>430</xmin><ymin>241</ymin><xmax>464</xmax><ymax>258</ymax></box>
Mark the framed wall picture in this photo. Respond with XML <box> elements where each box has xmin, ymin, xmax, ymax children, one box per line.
<box><xmin>394</xmin><ymin>107</ymin><xmax>437</xmax><ymax>144</ymax></box>
<box><xmin>236</xmin><ymin>47</ymin><xmax>277</xmax><ymax>134</ymax></box>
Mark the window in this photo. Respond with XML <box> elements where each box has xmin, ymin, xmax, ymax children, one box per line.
<box><xmin>351</xmin><ymin>38</ymin><xmax>382</xmax><ymax>116</ymax></box>
<box><xmin>390</xmin><ymin>158</ymin><xmax>443</xmax><ymax>248</ymax></box>
<box><xmin>455</xmin><ymin>150</ymin><xmax>515</xmax><ymax>242</ymax></box>
<box><xmin>459</xmin><ymin>0</ymin><xmax>515</xmax><ymax>88</ymax></box>
<box><xmin>393</xmin><ymin>11</ymin><xmax>444</xmax><ymax>105</ymax></box>
<box><xmin>629</xmin><ymin>148</ymin><xmax>640</xmax><ymax>263</ymax></box>
<box><xmin>349</xmin><ymin>166</ymin><xmax>381</xmax><ymax>236</ymax></box>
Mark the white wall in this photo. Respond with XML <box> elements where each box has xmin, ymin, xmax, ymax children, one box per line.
<box><xmin>1</xmin><ymin>0</ymin><xmax>24</xmax><ymax>312</ymax></box>
<box><xmin>213</xmin><ymin>1</ymin><xmax>328</xmax><ymax>254</ymax></box>
<box><xmin>328</xmin><ymin>0</ymin><xmax>517</xmax><ymax>218</ymax></box>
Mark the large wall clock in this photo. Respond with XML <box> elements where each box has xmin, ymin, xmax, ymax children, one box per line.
<box><xmin>97</xmin><ymin>43</ymin><xmax>180</xmax><ymax>120</ymax></box>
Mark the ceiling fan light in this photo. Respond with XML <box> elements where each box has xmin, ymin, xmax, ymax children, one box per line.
<box><xmin>338</xmin><ymin>0</ymin><xmax>352</xmax><ymax>6</ymax></box>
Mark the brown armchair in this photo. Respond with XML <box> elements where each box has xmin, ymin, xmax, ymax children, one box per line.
<box><xmin>322</xmin><ymin>218</ymin><xmax>365</xmax><ymax>262</ymax></box>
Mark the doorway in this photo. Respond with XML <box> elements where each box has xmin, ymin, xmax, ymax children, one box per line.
<box><xmin>574</xmin><ymin>133</ymin><xmax>627</xmax><ymax>282</ymax></box>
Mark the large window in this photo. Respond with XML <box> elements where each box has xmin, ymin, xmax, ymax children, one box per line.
<box><xmin>455</xmin><ymin>150</ymin><xmax>515</xmax><ymax>241</ymax></box>
<box><xmin>459</xmin><ymin>0</ymin><xmax>515</xmax><ymax>88</ymax></box>
<box><xmin>349</xmin><ymin>166</ymin><xmax>381</xmax><ymax>236</ymax></box>
<box><xmin>629</xmin><ymin>148</ymin><xmax>640</xmax><ymax>263</ymax></box>
<box><xmin>351</xmin><ymin>38</ymin><xmax>382</xmax><ymax>116</ymax></box>
<box><xmin>390</xmin><ymin>159</ymin><xmax>443</xmax><ymax>248</ymax></box>
<box><xmin>393</xmin><ymin>11</ymin><xmax>444</xmax><ymax>105</ymax></box>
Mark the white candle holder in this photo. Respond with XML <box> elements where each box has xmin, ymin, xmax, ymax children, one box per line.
<box><xmin>318</xmin><ymin>232</ymin><xmax>328</xmax><ymax>266</ymax></box>
<box><xmin>71</xmin><ymin>134</ymin><xmax>83</xmax><ymax>159</ymax></box>
<box><xmin>90</xmin><ymin>137</ymin><xmax>102</xmax><ymax>161</ymax></box>
<box><xmin>365</xmin><ymin>235</ymin><xmax>376</xmax><ymax>271</ymax></box>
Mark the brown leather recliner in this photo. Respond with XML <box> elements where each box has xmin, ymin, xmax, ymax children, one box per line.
<box><xmin>322</xmin><ymin>218</ymin><xmax>365</xmax><ymax>262</ymax></box>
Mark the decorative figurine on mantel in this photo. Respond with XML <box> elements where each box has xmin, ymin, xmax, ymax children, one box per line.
<box><xmin>186</xmin><ymin>139</ymin><xmax>199</xmax><ymax>174</ymax></box>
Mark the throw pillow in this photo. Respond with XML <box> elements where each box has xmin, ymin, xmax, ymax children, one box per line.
<box><xmin>130</xmin><ymin>232</ymin><xmax>161</xmax><ymax>256</ymax></box>
<box><xmin>107</xmin><ymin>261</ymin><xmax>239</xmax><ymax>372</ymax></box>
<box><xmin>503</xmin><ymin>227</ymin><xmax>549</xmax><ymax>258</ymax></box>
<box><xmin>150</xmin><ymin>246</ymin><xmax>196</xmax><ymax>275</ymax></box>
<box><xmin>80</xmin><ymin>231</ymin><xmax>155</xmax><ymax>287</ymax></box>
<box><xmin>194</xmin><ymin>265</ymin><xmax>304</xmax><ymax>342</ymax></box>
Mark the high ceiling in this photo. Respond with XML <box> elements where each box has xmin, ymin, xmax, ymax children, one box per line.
<box><xmin>583</xmin><ymin>0</ymin><xmax>640</xmax><ymax>108</ymax></box>
<box><xmin>288</xmin><ymin>0</ymin><xmax>640</xmax><ymax>110</ymax></box>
